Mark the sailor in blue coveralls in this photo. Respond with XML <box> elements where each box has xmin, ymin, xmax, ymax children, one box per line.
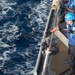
<box><xmin>50</xmin><ymin>12</ymin><xmax>75</xmax><ymax>75</ymax></box>
<box><xmin>65</xmin><ymin>12</ymin><xmax>75</xmax><ymax>75</ymax></box>
<box><xmin>65</xmin><ymin>0</ymin><xmax>75</xmax><ymax>13</ymax></box>
<box><xmin>58</xmin><ymin>0</ymin><xmax>75</xmax><ymax>23</ymax></box>
<box><xmin>65</xmin><ymin>0</ymin><xmax>72</xmax><ymax>7</ymax></box>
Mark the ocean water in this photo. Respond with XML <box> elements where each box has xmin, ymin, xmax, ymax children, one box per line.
<box><xmin>0</xmin><ymin>0</ymin><xmax>52</xmax><ymax>75</ymax></box>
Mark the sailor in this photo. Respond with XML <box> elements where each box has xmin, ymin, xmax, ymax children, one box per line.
<box><xmin>57</xmin><ymin>0</ymin><xmax>65</xmax><ymax>22</ymax></box>
<box><xmin>64</xmin><ymin>0</ymin><xmax>71</xmax><ymax>7</ymax></box>
<box><xmin>50</xmin><ymin>12</ymin><xmax>75</xmax><ymax>75</ymax></box>
<box><xmin>65</xmin><ymin>0</ymin><xmax>75</xmax><ymax>13</ymax></box>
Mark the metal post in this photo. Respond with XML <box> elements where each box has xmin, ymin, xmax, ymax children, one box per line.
<box><xmin>42</xmin><ymin>33</ymin><xmax>53</xmax><ymax>75</ymax></box>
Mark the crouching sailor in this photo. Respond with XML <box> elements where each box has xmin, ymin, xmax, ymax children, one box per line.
<box><xmin>50</xmin><ymin>12</ymin><xmax>75</xmax><ymax>75</ymax></box>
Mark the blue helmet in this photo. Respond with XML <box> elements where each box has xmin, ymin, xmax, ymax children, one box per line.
<box><xmin>65</xmin><ymin>12</ymin><xmax>75</xmax><ymax>21</ymax></box>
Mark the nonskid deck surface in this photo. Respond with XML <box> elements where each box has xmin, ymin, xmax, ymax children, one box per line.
<box><xmin>50</xmin><ymin>39</ymin><xmax>70</xmax><ymax>75</ymax></box>
<box><xmin>49</xmin><ymin>21</ymin><xmax>70</xmax><ymax>75</ymax></box>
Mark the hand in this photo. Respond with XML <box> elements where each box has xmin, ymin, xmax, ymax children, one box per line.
<box><xmin>46</xmin><ymin>30</ymin><xmax>51</xmax><ymax>34</ymax></box>
<box><xmin>46</xmin><ymin>30</ymin><xmax>51</xmax><ymax>37</ymax></box>
<box><xmin>50</xmin><ymin>27</ymin><xmax>59</xmax><ymax>33</ymax></box>
<box><xmin>69</xmin><ymin>30</ymin><xmax>74</xmax><ymax>33</ymax></box>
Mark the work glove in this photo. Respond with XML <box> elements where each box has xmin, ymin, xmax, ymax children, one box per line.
<box><xmin>68</xmin><ymin>30</ymin><xmax>74</xmax><ymax>33</ymax></box>
<box><xmin>46</xmin><ymin>30</ymin><xmax>51</xmax><ymax>37</ymax></box>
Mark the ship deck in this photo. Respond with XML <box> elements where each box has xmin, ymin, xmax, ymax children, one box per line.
<box><xmin>50</xmin><ymin>39</ymin><xmax>70</xmax><ymax>75</ymax></box>
<box><xmin>50</xmin><ymin>22</ymin><xmax>70</xmax><ymax>75</ymax></box>
<box><xmin>33</xmin><ymin>0</ymin><xmax>74</xmax><ymax>74</ymax></box>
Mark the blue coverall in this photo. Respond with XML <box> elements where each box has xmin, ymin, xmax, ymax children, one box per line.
<box><xmin>66</xmin><ymin>22</ymin><xmax>75</xmax><ymax>68</ymax></box>
<box><xmin>65</xmin><ymin>0</ymin><xmax>75</xmax><ymax>13</ymax></box>
<box><xmin>59</xmin><ymin>22</ymin><xmax>75</xmax><ymax>69</ymax></box>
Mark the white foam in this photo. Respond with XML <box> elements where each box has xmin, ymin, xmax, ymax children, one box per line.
<box><xmin>0</xmin><ymin>0</ymin><xmax>16</xmax><ymax>15</ymax></box>
<box><xmin>0</xmin><ymin>56</ymin><xmax>4</xmax><ymax>60</ymax></box>
<box><xmin>0</xmin><ymin>22</ymin><xmax>20</xmax><ymax>48</ymax></box>
<box><xmin>0</xmin><ymin>0</ymin><xmax>52</xmax><ymax>75</ymax></box>
<box><xmin>0</xmin><ymin>40</ymin><xmax>10</xmax><ymax>48</ymax></box>
<box><xmin>26</xmin><ymin>0</ymin><xmax>51</xmax><ymax>75</ymax></box>
<box><xmin>28</xmin><ymin>0</ymin><xmax>51</xmax><ymax>34</ymax></box>
<box><xmin>3</xmin><ymin>51</ymin><xmax>10</xmax><ymax>59</ymax></box>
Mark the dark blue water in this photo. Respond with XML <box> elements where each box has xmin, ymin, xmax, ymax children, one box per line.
<box><xmin>0</xmin><ymin>0</ymin><xmax>52</xmax><ymax>75</ymax></box>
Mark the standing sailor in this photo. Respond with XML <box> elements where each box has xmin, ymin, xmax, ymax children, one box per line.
<box><xmin>50</xmin><ymin>12</ymin><xmax>75</xmax><ymax>75</ymax></box>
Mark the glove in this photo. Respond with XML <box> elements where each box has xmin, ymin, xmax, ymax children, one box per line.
<box><xmin>68</xmin><ymin>30</ymin><xmax>74</xmax><ymax>33</ymax></box>
<box><xmin>46</xmin><ymin>30</ymin><xmax>51</xmax><ymax>37</ymax></box>
<box><xmin>70</xmin><ymin>30</ymin><xmax>74</xmax><ymax>33</ymax></box>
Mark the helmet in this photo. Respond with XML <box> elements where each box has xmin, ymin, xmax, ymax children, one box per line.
<box><xmin>65</xmin><ymin>12</ymin><xmax>75</xmax><ymax>21</ymax></box>
<box><xmin>72</xmin><ymin>0</ymin><xmax>75</xmax><ymax>6</ymax></box>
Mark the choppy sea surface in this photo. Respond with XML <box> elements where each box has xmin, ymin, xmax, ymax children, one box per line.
<box><xmin>0</xmin><ymin>0</ymin><xmax>52</xmax><ymax>75</ymax></box>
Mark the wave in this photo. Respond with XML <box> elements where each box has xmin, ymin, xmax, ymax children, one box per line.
<box><xmin>0</xmin><ymin>0</ymin><xmax>52</xmax><ymax>75</ymax></box>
